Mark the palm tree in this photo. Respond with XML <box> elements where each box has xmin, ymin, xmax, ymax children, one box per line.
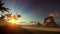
<box><xmin>0</xmin><ymin>1</ymin><xmax>10</xmax><ymax>13</ymax></box>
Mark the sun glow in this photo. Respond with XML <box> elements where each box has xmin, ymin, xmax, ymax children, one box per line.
<box><xmin>8</xmin><ymin>19</ymin><xmax>16</xmax><ymax>24</ymax></box>
<box><xmin>8</xmin><ymin>16</ymin><xmax>17</xmax><ymax>25</ymax></box>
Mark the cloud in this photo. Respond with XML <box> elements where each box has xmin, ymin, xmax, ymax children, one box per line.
<box><xmin>49</xmin><ymin>12</ymin><xmax>60</xmax><ymax>18</ymax></box>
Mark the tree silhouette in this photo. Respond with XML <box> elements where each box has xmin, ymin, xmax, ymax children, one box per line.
<box><xmin>0</xmin><ymin>1</ymin><xmax>10</xmax><ymax>13</ymax></box>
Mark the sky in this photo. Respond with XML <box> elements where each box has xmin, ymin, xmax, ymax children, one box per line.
<box><xmin>1</xmin><ymin>0</ymin><xmax>60</xmax><ymax>25</ymax></box>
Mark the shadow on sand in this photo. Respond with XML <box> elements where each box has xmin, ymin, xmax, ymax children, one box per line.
<box><xmin>0</xmin><ymin>25</ymin><xmax>60</xmax><ymax>34</ymax></box>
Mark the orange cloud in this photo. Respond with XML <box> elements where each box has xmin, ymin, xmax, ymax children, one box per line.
<box><xmin>49</xmin><ymin>12</ymin><xmax>60</xmax><ymax>18</ymax></box>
